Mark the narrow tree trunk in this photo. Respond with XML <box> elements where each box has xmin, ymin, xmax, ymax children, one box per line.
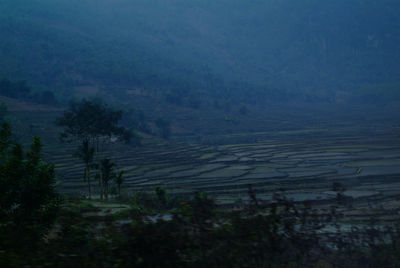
<box><xmin>104</xmin><ymin>182</ymin><xmax>108</xmax><ymax>200</ymax></box>
<box><xmin>85</xmin><ymin>168</ymin><xmax>91</xmax><ymax>199</ymax></box>
<box><xmin>87</xmin><ymin>169</ymin><xmax>91</xmax><ymax>199</ymax></box>
<box><xmin>88</xmin><ymin>180</ymin><xmax>91</xmax><ymax>199</ymax></box>
<box><xmin>99</xmin><ymin>174</ymin><xmax>103</xmax><ymax>200</ymax></box>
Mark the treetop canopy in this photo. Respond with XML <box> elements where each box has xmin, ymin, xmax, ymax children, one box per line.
<box><xmin>56</xmin><ymin>99</ymin><xmax>131</xmax><ymax>143</ymax></box>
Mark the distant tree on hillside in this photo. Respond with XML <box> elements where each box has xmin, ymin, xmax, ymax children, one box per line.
<box><xmin>40</xmin><ymin>90</ymin><xmax>57</xmax><ymax>105</ymax></box>
<box><xmin>121</xmin><ymin>108</ymin><xmax>150</xmax><ymax>134</ymax></box>
<box><xmin>165</xmin><ymin>92</ymin><xmax>183</xmax><ymax>106</ymax></box>
<box><xmin>0</xmin><ymin>78</ymin><xmax>31</xmax><ymax>99</ymax></box>
<box><xmin>155</xmin><ymin>117</ymin><xmax>171</xmax><ymax>139</ymax></box>
<box><xmin>0</xmin><ymin>102</ymin><xmax>7</xmax><ymax>122</ymax></box>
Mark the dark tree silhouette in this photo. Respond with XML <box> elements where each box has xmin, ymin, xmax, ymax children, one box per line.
<box><xmin>0</xmin><ymin>122</ymin><xmax>59</xmax><ymax>254</ymax></box>
<box><xmin>56</xmin><ymin>99</ymin><xmax>131</xmax><ymax>149</ymax></box>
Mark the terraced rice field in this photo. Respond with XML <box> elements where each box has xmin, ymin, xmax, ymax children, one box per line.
<box><xmin>11</xmin><ymin>111</ymin><xmax>400</xmax><ymax>214</ymax></box>
<box><xmin>55</xmin><ymin>131</ymin><xmax>400</xmax><ymax>208</ymax></box>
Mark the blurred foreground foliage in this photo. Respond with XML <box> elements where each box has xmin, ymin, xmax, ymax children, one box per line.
<box><xmin>0</xmin><ymin>122</ymin><xmax>60</xmax><ymax>266</ymax></box>
<box><xmin>2</xmin><ymin>185</ymin><xmax>400</xmax><ymax>267</ymax></box>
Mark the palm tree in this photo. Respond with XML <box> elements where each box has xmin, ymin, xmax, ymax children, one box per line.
<box><xmin>100</xmin><ymin>158</ymin><xmax>115</xmax><ymax>200</ymax></box>
<box><xmin>74</xmin><ymin>139</ymin><xmax>95</xmax><ymax>199</ymax></box>
<box><xmin>115</xmin><ymin>170</ymin><xmax>125</xmax><ymax>195</ymax></box>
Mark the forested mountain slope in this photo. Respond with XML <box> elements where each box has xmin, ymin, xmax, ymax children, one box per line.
<box><xmin>1</xmin><ymin>0</ymin><xmax>399</xmax><ymax>104</ymax></box>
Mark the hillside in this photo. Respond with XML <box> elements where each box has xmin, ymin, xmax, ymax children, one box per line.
<box><xmin>0</xmin><ymin>0</ymin><xmax>400</xmax><ymax>106</ymax></box>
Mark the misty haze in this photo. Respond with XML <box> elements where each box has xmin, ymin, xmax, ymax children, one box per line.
<box><xmin>1</xmin><ymin>0</ymin><xmax>400</xmax><ymax>267</ymax></box>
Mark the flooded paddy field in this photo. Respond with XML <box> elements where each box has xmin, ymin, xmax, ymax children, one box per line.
<box><xmin>51</xmin><ymin>126</ymin><xmax>400</xmax><ymax>220</ymax></box>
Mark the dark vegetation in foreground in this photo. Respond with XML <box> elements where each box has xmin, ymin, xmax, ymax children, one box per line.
<box><xmin>3</xmin><ymin>188</ymin><xmax>400</xmax><ymax>267</ymax></box>
<box><xmin>1</xmin><ymin>122</ymin><xmax>400</xmax><ymax>267</ymax></box>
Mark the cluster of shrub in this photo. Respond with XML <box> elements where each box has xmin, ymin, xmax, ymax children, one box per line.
<box><xmin>0</xmin><ymin>78</ymin><xmax>57</xmax><ymax>105</ymax></box>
